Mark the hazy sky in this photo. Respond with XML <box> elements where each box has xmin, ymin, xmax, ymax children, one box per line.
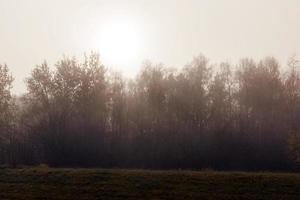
<box><xmin>1</xmin><ymin>0</ymin><xmax>300</xmax><ymax>94</ymax></box>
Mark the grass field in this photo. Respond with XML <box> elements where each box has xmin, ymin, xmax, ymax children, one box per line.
<box><xmin>0</xmin><ymin>168</ymin><xmax>299</xmax><ymax>200</ymax></box>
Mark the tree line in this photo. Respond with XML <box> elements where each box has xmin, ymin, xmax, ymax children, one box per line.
<box><xmin>0</xmin><ymin>52</ymin><xmax>300</xmax><ymax>170</ymax></box>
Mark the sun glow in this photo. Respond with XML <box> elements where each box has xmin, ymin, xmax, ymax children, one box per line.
<box><xmin>97</xmin><ymin>18</ymin><xmax>142</xmax><ymax>70</ymax></box>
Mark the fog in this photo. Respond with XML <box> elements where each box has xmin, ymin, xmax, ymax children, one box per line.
<box><xmin>1</xmin><ymin>0</ymin><xmax>300</xmax><ymax>93</ymax></box>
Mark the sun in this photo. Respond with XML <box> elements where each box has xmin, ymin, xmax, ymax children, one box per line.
<box><xmin>97</xmin><ymin>18</ymin><xmax>142</xmax><ymax>69</ymax></box>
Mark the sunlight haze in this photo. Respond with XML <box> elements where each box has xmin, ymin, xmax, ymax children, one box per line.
<box><xmin>0</xmin><ymin>0</ymin><xmax>300</xmax><ymax>94</ymax></box>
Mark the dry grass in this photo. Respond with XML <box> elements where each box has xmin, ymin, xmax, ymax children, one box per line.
<box><xmin>0</xmin><ymin>168</ymin><xmax>299</xmax><ymax>199</ymax></box>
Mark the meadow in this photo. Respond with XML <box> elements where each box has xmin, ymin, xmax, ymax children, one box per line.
<box><xmin>0</xmin><ymin>168</ymin><xmax>299</xmax><ymax>200</ymax></box>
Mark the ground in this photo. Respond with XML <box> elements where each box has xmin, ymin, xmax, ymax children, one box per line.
<box><xmin>0</xmin><ymin>168</ymin><xmax>299</xmax><ymax>200</ymax></box>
